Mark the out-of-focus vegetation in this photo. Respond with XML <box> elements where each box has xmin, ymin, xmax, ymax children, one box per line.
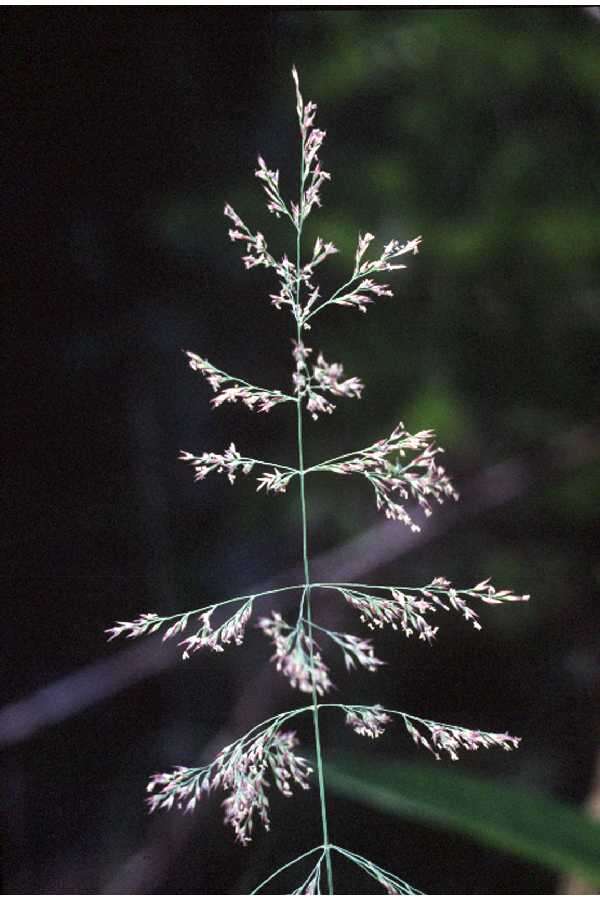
<box><xmin>327</xmin><ymin>756</ymin><xmax>600</xmax><ymax>888</ymax></box>
<box><xmin>5</xmin><ymin>7</ymin><xmax>599</xmax><ymax>894</ymax></box>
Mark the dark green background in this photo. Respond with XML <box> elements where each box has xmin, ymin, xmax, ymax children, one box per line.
<box><xmin>5</xmin><ymin>8</ymin><xmax>599</xmax><ymax>894</ymax></box>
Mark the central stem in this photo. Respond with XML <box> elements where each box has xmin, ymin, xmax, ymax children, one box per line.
<box><xmin>296</xmin><ymin>383</ymin><xmax>334</xmax><ymax>895</ymax></box>
<box><xmin>295</xmin><ymin>182</ymin><xmax>334</xmax><ymax>893</ymax></box>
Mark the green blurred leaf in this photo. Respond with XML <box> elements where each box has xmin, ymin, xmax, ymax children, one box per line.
<box><xmin>326</xmin><ymin>756</ymin><xmax>600</xmax><ymax>885</ymax></box>
<box><xmin>404</xmin><ymin>378</ymin><xmax>473</xmax><ymax>449</ymax></box>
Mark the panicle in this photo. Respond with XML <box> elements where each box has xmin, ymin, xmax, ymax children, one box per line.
<box><xmin>343</xmin><ymin>705</ymin><xmax>391</xmax><ymax>739</ymax></box>
<box><xmin>179</xmin><ymin>444</ymin><xmax>254</xmax><ymax>485</ymax></box>
<box><xmin>324</xmin><ymin>233</ymin><xmax>422</xmax><ymax>316</ymax></box>
<box><xmin>353</xmin><ymin>234</ymin><xmax>422</xmax><ymax>277</ymax></box>
<box><xmin>337</xmin><ymin>586</ymin><xmax>439</xmax><ymax>643</ymax></box>
<box><xmin>180</xmin><ymin>446</ymin><xmax>295</xmax><ymax>495</ymax></box>
<box><xmin>469</xmin><ymin>577</ymin><xmax>530</xmax><ymax>604</ymax></box>
<box><xmin>178</xmin><ymin>599</ymin><xmax>254</xmax><ymax>659</ymax></box>
<box><xmin>224</xmin><ymin>203</ymin><xmax>274</xmax><ymax>270</ymax></box>
<box><xmin>292</xmin><ymin>341</ymin><xmax>364</xmax><ymax>420</ymax></box>
<box><xmin>256</xmin><ymin>468</ymin><xmax>295</xmax><ymax>494</ymax></box>
<box><xmin>403</xmin><ymin>716</ymin><xmax>521</xmax><ymax>762</ymax></box>
<box><xmin>312</xmin><ymin>353</ymin><xmax>364</xmax><ymax>400</ymax></box>
<box><xmin>331</xmin><ymin>278</ymin><xmax>395</xmax><ymax>315</ymax></box>
<box><xmin>146</xmin><ymin>725</ymin><xmax>312</xmax><ymax>844</ymax></box>
<box><xmin>305</xmin><ymin>237</ymin><xmax>339</xmax><ymax>271</ymax></box>
<box><xmin>269</xmin><ymin>255</ymin><xmax>298</xmax><ymax>314</ymax></box>
<box><xmin>355</xmin><ymin>232</ymin><xmax>376</xmax><ymax>271</ymax></box>
<box><xmin>291</xmin><ymin>67</ymin><xmax>331</xmax><ymax>227</ymax></box>
<box><xmin>255</xmin><ymin>155</ymin><xmax>290</xmax><ymax>219</ymax></box>
<box><xmin>146</xmin><ymin>765</ymin><xmax>211</xmax><ymax>815</ymax></box>
<box><xmin>106</xmin><ymin>599</ymin><xmax>259</xmax><ymax>660</ymax></box>
<box><xmin>270</xmin><ymin>243</ymin><xmax>336</xmax><ymax>326</ymax></box>
<box><xmin>220</xmin><ymin>729</ymin><xmax>312</xmax><ymax>843</ymax></box>
<box><xmin>340</xmin><ymin>705</ymin><xmax>521</xmax><ymax>762</ymax></box>
<box><xmin>330</xmin><ymin>577</ymin><xmax>528</xmax><ymax>643</ymax></box>
<box><xmin>211</xmin><ymin>387</ymin><xmax>285</xmax><ymax>414</ymax></box>
<box><xmin>117</xmin><ymin>66</ymin><xmax>528</xmax><ymax>897</ymax></box>
<box><xmin>259</xmin><ymin>612</ymin><xmax>333</xmax><ymax>695</ymax></box>
<box><xmin>105</xmin><ymin>612</ymin><xmax>161</xmax><ymax>642</ymax></box>
<box><xmin>322</xmin><ymin>628</ymin><xmax>386</xmax><ymax>673</ymax></box>
<box><xmin>315</xmin><ymin>422</ymin><xmax>459</xmax><ymax>531</ymax></box>
<box><xmin>185</xmin><ymin>351</ymin><xmax>292</xmax><ymax>414</ymax></box>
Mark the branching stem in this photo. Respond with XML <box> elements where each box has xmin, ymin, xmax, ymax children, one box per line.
<box><xmin>250</xmin><ymin>845</ymin><xmax>324</xmax><ymax>895</ymax></box>
<box><xmin>155</xmin><ymin>584</ymin><xmax>305</xmax><ymax>625</ymax></box>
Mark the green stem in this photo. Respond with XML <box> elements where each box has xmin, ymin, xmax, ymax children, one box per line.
<box><xmin>295</xmin><ymin>152</ymin><xmax>334</xmax><ymax>893</ymax></box>
<box><xmin>247</xmin><ymin>458</ymin><xmax>298</xmax><ymax>472</ymax></box>
<box><xmin>251</xmin><ymin>845</ymin><xmax>324</xmax><ymax>894</ymax></box>
<box><xmin>303</xmin><ymin>442</ymin><xmax>378</xmax><ymax>472</ymax></box>
<box><xmin>156</xmin><ymin>584</ymin><xmax>306</xmax><ymax>625</ymax></box>
<box><xmin>236</xmin><ymin>704</ymin><xmax>314</xmax><ymax>749</ymax></box>
<box><xmin>297</xmin><ymin>375</ymin><xmax>334</xmax><ymax>894</ymax></box>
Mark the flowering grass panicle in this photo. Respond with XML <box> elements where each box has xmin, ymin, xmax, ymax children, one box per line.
<box><xmin>146</xmin><ymin>722</ymin><xmax>312</xmax><ymax>845</ymax></box>
<box><xmin>107</xmin><ymin>68</ymin><xmax>528</xmax><ymax>894</ymax></box>
<box><xmin>259</xmin><ymin>612</ymin><xmax>334</xmax><ymax>696</ymax></box>
<box><xmin>343</xmin><ymin>705</ymin><xmax>392</xmax><ymax>740</ymax></box>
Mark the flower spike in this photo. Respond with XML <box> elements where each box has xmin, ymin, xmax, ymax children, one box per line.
<box><xmin>308</xmin><ymin>422</ymin><xmax>458</xmax><ymax>531</ymax></box>
<box><xmin>107</xmin><ymin>66</ymin><xmax>528</xmax><ymax>896</ymax></box>
<box><xmin>185</xmin><ymin>351</ymin><xmax>294</xmax><ymax>413</ymax></box>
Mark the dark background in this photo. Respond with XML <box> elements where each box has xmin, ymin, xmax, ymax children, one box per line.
<box><xmin>4</xmin><ymin>7</ymin><xmax>600</xmax><ymax>894</ymax></box>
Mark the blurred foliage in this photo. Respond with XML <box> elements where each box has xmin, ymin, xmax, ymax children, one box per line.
<box><xmin>327</xmin><ymin>756</ymin><xmax>600</xmax><ymax>887</ymax></box>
